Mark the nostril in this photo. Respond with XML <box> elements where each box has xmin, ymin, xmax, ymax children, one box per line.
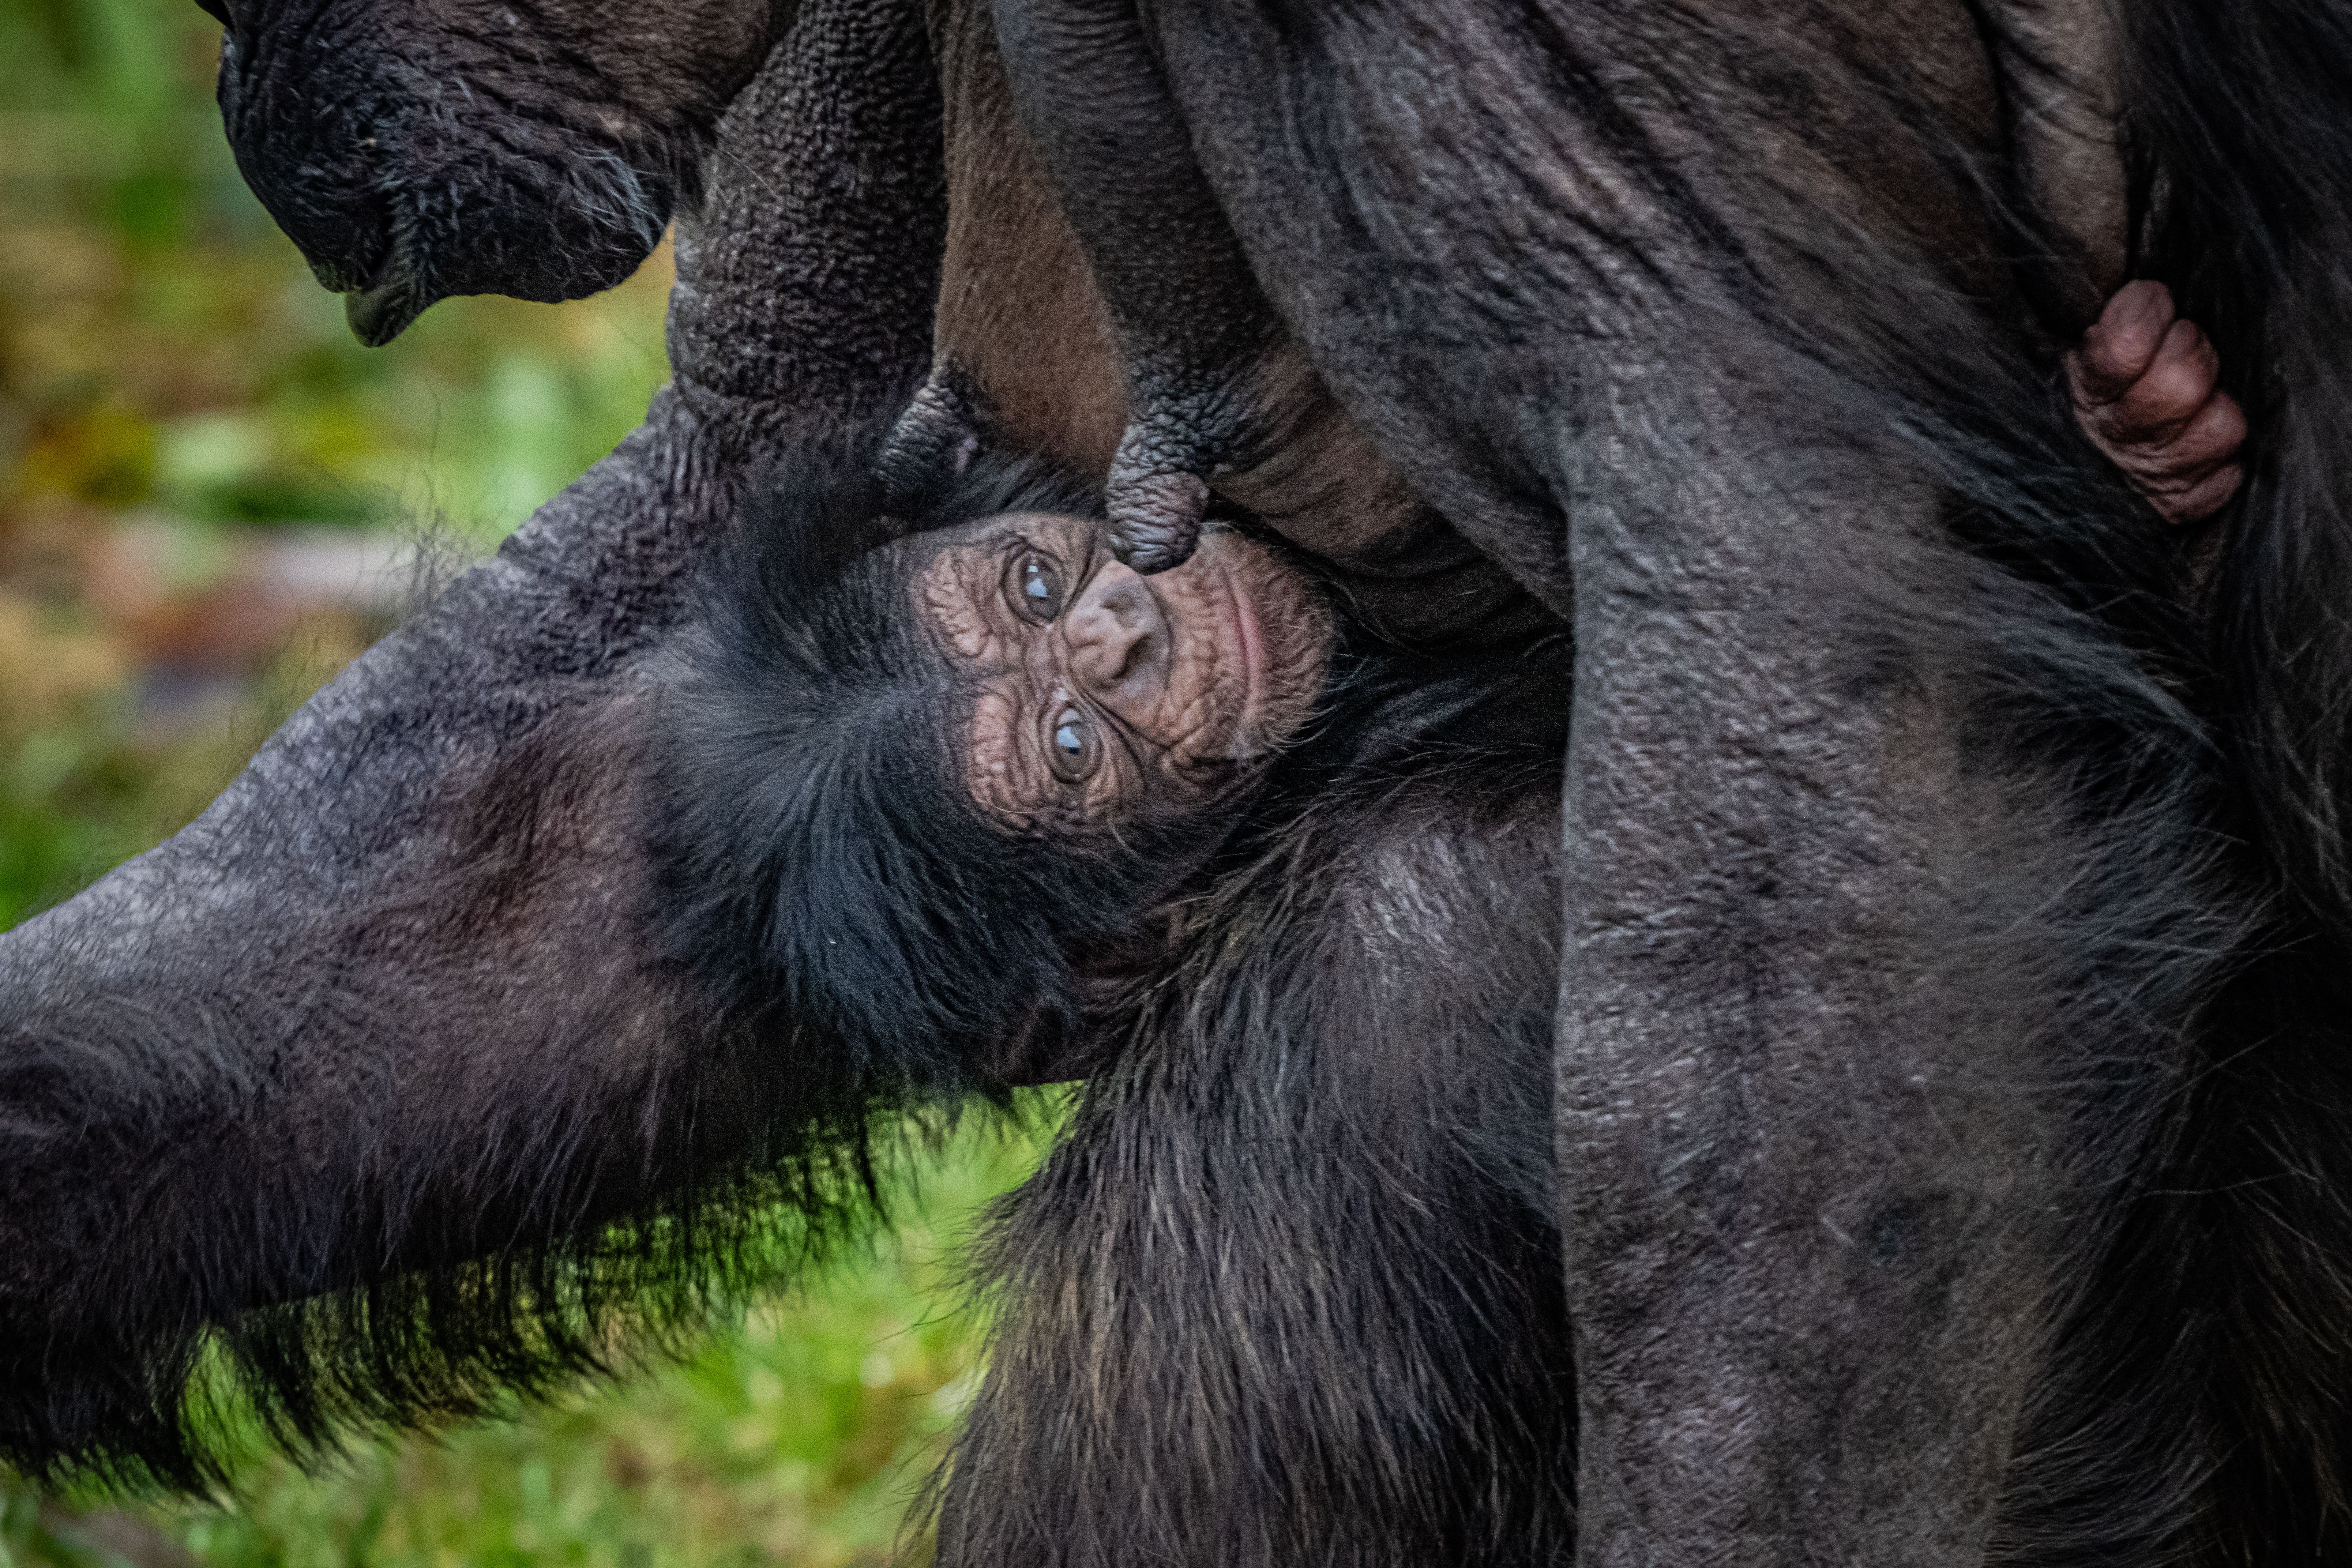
<box><xmin>193</xmin><ymin>0</ymin><xmax>232</xmax><ymax>27</ymax></box>
<box><xmin>1066</xmin><ymin>612</ymin><xmax>1151</xmax><ymax>690</ymax></box>
<box><xmin>1107</xmin><ymin>628</ymin><xmax>1150</xmax><ymax>683</ymax></box>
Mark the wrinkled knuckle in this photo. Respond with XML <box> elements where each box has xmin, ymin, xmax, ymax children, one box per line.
<box><xmin>2131</xmin><ymin>362</ymin><xmax>2208</xmax><ymax>426</ymax></box>
<box><xmin>2208</xmin><ymin>395</ymin><xmax>2250</xmax><ymax>446</ymax></box>
<box><xmin>2069</xmin><ymin>349</ymin><xmax>2134</xmax><ymax>409</ymax></box>
<box><xmin>1110</xmin><ymin>527</ymin><xmax>1187</xmax><ymax>575</ymax></box>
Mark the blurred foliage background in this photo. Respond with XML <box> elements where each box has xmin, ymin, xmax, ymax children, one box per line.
<box><xmin>0</xmin><ymin>0</ymin><xmax>1031</xmax><ymax>1562</ymax></box>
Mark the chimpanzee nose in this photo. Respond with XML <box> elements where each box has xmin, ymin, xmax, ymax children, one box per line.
<box><xmin>1063</xmin><ymin>560</ymin><xmax>1169</xmax><ymax>694</ymax></box>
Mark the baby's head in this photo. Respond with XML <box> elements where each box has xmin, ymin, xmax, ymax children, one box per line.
<box><xmin>653</xmin><ymin>439</ymin><xmax>1334</xmax><ymax>1070</ymax></box>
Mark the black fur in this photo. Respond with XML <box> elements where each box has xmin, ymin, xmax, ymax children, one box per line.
<box><xmin>0</xmin><ymin>696</ymin><xmax>932</xmax><ymax>1489</ymax></box>
<box><xmin>939</xmin><ymin>765</ymin><xmax>1578</xmax><ymax>1568</ymax></box>
<box><xmin>2118</xmin><ymin>5</ymin><xmax>2352</xmax><ymax>1560</ymax></box>
<box><xmin>649</xmin><ymin>440</ymin><xmax>1213</xmax><ymax>1074</ymax></box>
<box><xmin>0</xmin><ymin>0</ymin><xmax>950</xmax><ymax>1491</ymax></box>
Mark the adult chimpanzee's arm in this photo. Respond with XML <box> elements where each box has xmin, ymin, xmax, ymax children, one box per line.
<box><xmin>0</xmin><ymin>0</ymin><xmax>943</xmax><ymax>1487</ymax></box>
<box><xmin>992</xmin><ymin>0</ymin><xmax>2241</xmax><ymax>1560</ymax></box>
<box><xmin>983</xmin><ymin>0</ymin><xmax>1282</xmax><ymax>572</ymax></box>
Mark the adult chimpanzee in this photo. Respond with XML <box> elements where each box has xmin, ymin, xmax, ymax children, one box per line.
<box><xmin>936</xmin><ymin>2</ymin><xmax>2352</xmax><ymax>1561</ymax></box>
<box><xmin>940</xmin><ymin>4</ymin><xmax>2352</xmax><ymax>1560</ymax></box>
<box><xmin>0</xmin><ymin>3</ymin><xmax>2337</xmax><ymax>1568</ymax></box>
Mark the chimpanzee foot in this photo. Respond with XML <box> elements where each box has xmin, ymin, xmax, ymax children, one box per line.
<box><xmin>2069</xmin><ymin>280</ymin><xmax>2247</xmax><ymax>524</ymax></box>
<box><xmin>878</xmin><ymin>368</ymin><xmax>983</xmax><ymax>506</ymax></box>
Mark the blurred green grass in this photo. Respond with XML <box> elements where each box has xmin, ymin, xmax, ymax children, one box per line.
<box><xmin>0</xmin><ymin>1</ymin><xmax>1037</xmax><ymax>1561</ymax></box>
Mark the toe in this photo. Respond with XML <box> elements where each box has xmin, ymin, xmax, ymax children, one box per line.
<box><xmin>2130</xmin><ymin>392</ymin><xmax>2248</xmax><ymax>524</ymax></box>
<box><xmin>2159</xmin><ymin>386</ymin><xmax>2249</xmax><ymax>480</ymax></box>
<box><xmin>2149</xmin><ymin>458</ymin><xmax>2245</xmax><ymax>525</ymax></box>
<box><xmin>878</xmin><ymin>371</ymin><xmax>982</xmax><ymax>504</ymax></box>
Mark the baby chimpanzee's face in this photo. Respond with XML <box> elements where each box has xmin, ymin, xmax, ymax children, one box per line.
<box><xmin>916</xmin><ymin>511</ymin><xmax>1332</xmax><ymax>829</ymax></box>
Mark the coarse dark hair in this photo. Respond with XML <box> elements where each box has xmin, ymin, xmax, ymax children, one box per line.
<box><xmin>648</xmin><ymin>437</ymin><xmax>1251</xmax><ymax>1085</ymax></box>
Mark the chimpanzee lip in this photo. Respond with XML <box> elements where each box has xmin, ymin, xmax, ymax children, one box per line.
<box><xmin>1208</xmin><ymin>531</ymin><xmax>1325</xmax><ymax>762</ymax></box>
<box><xmin>344</xmin><ymin>246</ymin><xmax>432</xmax><ymax>347</ymax></box>
<box><xmin>1225</xmin><ymin>560</ymin><xmax>1267</xmax><ymax>736</ymax></box>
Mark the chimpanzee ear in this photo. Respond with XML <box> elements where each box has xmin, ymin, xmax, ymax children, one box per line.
<box><xmin>0</xmin><ymin>0</ymin><xmax>948</xmax><ymax>1488</ymax></box>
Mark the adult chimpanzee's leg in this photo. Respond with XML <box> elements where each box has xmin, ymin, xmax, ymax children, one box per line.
<box><xmin>1540</xmin><ymin>338</ymin><xmax>2221</xmax><ymax>1563</ymax></box>
<box><xmin>0</xmin><ymin>0</ymin><xmax>944</xmax><ymax>1487</ymax></box>
<box><xmin>991</xmin><ymin>0</ymin><xmax>2238</xmax><ymax>1558</ymax></box>
<box><xmin>937</xmin><ymin>778</ymin><xmax>1578</xmax><ymax>1568</ymax></box>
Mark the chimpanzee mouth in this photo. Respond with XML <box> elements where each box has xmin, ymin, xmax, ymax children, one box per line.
<box><xmin>344</xmin><ymin>244</ymin><xmax>432</xmax><ymax>347</ymax></box>
<box><xmin>1205</xmin><ymin>530</ymin><xmax>1333</xmax><ymax>762</ymax></box>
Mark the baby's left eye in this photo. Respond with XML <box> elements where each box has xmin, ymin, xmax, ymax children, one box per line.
<box><xmin>1007</xmin><ymin>552</ymin><xmax>1064</xmax><ymax>622</ymax></box>
<box><xmin>1045</xmin><ymin>706</ymin><xmax>1097</xmax><ymax>783</ymax></box>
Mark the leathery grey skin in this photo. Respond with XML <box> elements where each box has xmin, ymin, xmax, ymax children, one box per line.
<box><xmin>206</xmin><ymin>0</ymin><xmax>795</xmax><ymax>343</ymax></box>
<box><xmin>984</xmin><ymin>0</ymin><xmax>2352</xmax><ymax>1562</ymax></box>
<box><xmin>0</xmin><ymin>0</ymin><xmax>946</xmax><ymax>1485</ymax></box>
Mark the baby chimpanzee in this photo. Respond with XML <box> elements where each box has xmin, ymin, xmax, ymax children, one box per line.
<box><xmin>649</xmin><ymin>436</ymin><xmax>1543</xmax><ymax>1086</ymax></box>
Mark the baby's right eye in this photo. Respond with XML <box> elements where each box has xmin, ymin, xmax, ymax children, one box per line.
<box><xmin>1007</xmin><ymin>552</ymin><xmax>1064</xmax><ymax>622</ymax></box>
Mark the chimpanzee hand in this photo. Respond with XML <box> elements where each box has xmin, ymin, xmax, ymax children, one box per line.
<box><xmin>2069</xmin><ymin>280</ymin><xmax>2247</xmax><ymax>524</ymax></box>
<box><xmin>878</xmin><ymin>368</ymin><xmax>984</xmax><ymax>506</ymax></box>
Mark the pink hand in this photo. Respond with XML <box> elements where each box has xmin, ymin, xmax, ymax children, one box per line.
<box><xmin>2068</xmin><ymin>279</ymin><xmax>2247</xmax><ymax>524</ymax></box>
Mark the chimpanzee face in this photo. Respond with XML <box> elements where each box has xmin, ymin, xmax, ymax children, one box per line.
<box><xmin>913</xmin><ymin>512</ymin><xmax>1333</xmax><ymax>830</ymax></box>
<box><xmin>202</xmin><ymin>0</ymin><xmax>781</xmax><ymax>343</ymax></box>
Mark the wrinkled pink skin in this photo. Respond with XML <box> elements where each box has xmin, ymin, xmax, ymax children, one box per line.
<box><xmin>913</xmin><ymin>514</ymin><xmax>1330</xmax><ymax>831</ymax></box>
<box><xmin>2070</xmin><ymin>281</ymin><xmax>2248</xmax><ymax>524</ymax></box>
